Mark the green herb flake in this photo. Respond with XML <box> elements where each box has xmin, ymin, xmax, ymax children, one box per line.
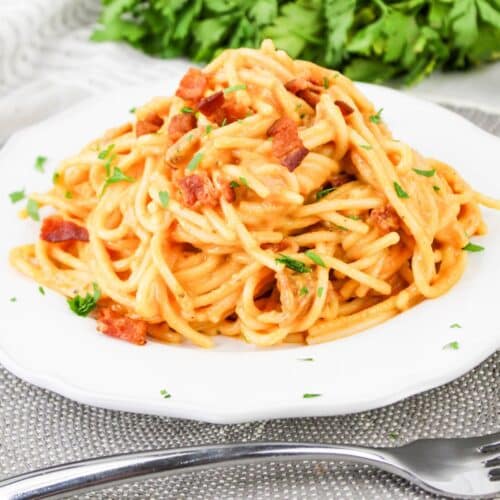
<box><xmin>462</xmin><ymin>242</ymin><xmax>484</xmax><ymax>253</ymax></box>
<box><xmin>239</xmin><ymin>176</ymin><xmax>249</xmax><ymax>187</ymax></box>
<box><xmin>160</xmin><ymin>389</ymin><xmax>171</xmax><ymax>399</ymax></box>
<box><xmin>346</xmin><ymin>215</ymin><xmax>360</xmax><ymax>220</ymax></box>
<box><xmin>323</xmin><ymin>76</ymin><xmax>329</xmax><ymax>89</ymax></box>
<box><xmin>102</xmin><ymin>167</ymin><xmax>135</xmax><ymax>195</ymax></box>
<box><xmin>224</xmin><ymin>84</ymin><xmax>247</xmax><ymax>94</ymax></box>
<box><xmin>299</xmin><ymin>286</ymin><xmax>309</xmax><ymax>296</ymax></box>
<box><xmin>26</xmin><ymin>199</ymin><xmax>40</xmax><ymax>221</ymax></box>
<box><xmin>275</xmin><ymin>254</ymin><xmax>311</xmax><ymax>274</ymax></box>
<box><xmin>98</xmin><ymin>144</ymin><xmax>115</xmax><ymax>160</ymax></box>
<box><xmin>129</xmin><ymin>107</ymin><xmax>136</xmax><ymax>113</ymax></box>
<box><xmin>317</xmin><ymin>286</ymin><xmax>324</xmax><ymax>298</ymax></box>
<box><xmin>305</xmin><ymin>250</ymin><xmax>326</xmax><ymax>268</ymax></box>
<box><xmin>67</xmin><ymin>283</ymin><xmax>101</xmax><ymax>317</ymax></box>
<box><xmin>394</xmin><ymin>182</ymin><xmax>409</xmax><ymax>199</ymax></box>
<box><xmin>413</xmin><ymin>168</ymin><xmax>436</xmax><ymax>177</ymax></box>
<box><xmin>181</xmin><ymin>106</ymin><xmax>194</xmax><ymax>114</ymax></box>
<box><xmin>10</xmin><ymin>297</ymin><xmax>17</xmax><ymax>302</ymax></box>
<box><xmin>35</xmin><ymin>156</ymin><xmax>47</xmax><ymax>173</ymax></box>
<box><xmin>316</xmin><ymin>187</ymin><xmax>335</xmax><ymax>200</ymax></box>
<box><xmin>229</xmin><ymin>180</ymin><xmax>240</xmax><ymax>189</ymax></box>
<box><xmin>159</xmin><ymin>190</ymin><xmax>170</xmax><ymax>208</ymax></box>
<box><xmin>9</xmin><ymin>189</ymin><xmax>25</xmax><ymax>204</ymax></box>
<box><xmin>205</xmin><ymin>125</ymin><xmax>213</xmax><ymax>135</ymax></box>
<box><xmin>369</xmin><ymin>108</ymin><xmax>383</xmax><ymax>124</ymax></box>
<box><xmin>450</xmin><ymin>323</ymin><xmax>462</xmax><ymax>329</ymax></box>
<box><xmin>360</xmin><ymin>144</ymin><xmax>372</xmax><ymax>150</ymax></box>
<box><xmin>65</xmin><ymin>191</ymin><xmax>73</xmax><ymax>199</ymax></box>
<box><xmin>443</xmin><ymin>341</ymin><xmax>460</xmax><ymax>350</ymax></box>
<box><xmin>303</xmin><ymin>393</ymin><xmax>322</xmax><ymax>399</ymax></box>
<box><xmin>298</xmin><ymin>357</ymin><xmax>314</xmax><ymax>362</ymax></box>
<box><xmin>335</xmin><ymin>225</ymin><xmax>348</xmax><ymax>231</ymax></box>
<box><xmin>52</xmin><ymin>172</ymin><xmax>60</xmax><ymax>185</ymax></box>
<box><xmin>38</xmin><ymin>286</ymin><xmax>45</xmax><ymax>296</ymax></box>
<box><xmin>187</xmin><ymin>152</ymin><xmax>203</xmax><ymax>172</ymax></box>
<box><xmin>433</xmin><ymin>185</ymin><xmax>441</xmax><ymax>192</ymax></box>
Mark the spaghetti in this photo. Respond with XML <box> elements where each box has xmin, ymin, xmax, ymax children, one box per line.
<box><xmin>10</xmin><ymin>40</ymin><xmax>500</xmax><ymax>348</ymax></box>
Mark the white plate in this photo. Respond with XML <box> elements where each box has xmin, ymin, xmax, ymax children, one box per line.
<box><xmin>1</xmin><ymin>82</ymin><xmax>499</xmax><ymax>424</ymax></box>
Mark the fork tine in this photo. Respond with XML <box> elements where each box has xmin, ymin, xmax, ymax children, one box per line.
<box><xmin>485</xmin><ymin>456</ymin><xmax>500</xmax><ymax>468</ymax></box>
<box><xmin>488</xmin><ymin>468</ymin><xmax>500</xmax><ymax>481</ymax></box>
<box><xmin>477</xmin><ymin>432</ymin><xmax>500</xmax><ymax>453</ymax></box>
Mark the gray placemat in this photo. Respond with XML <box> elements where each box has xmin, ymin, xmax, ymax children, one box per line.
<box><xmin>1</xmin><ymin>104</ymin><xmax>499</xmax><ymax>499</ymax></box>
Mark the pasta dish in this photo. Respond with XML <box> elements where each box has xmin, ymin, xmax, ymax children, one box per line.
<box><xmin>10</xmin><ymin>41</ymin><xmax>499</xmax><ymax>348</ymax></box>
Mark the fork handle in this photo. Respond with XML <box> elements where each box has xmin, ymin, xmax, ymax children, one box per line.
<box><xmin>0</xmin><ymin>442</ymin><xmax>402</xmax><ymax>499</ymax></box>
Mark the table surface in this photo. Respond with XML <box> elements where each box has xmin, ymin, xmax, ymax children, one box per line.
<box><xmin>0</xmin><ymin>1</ymin><xmax>499</xmax><ymax>498</ymax></box>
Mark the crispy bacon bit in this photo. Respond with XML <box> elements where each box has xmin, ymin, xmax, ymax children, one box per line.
<box><xmin>220</xmin><ymin>179</ymin><xmax>236</xmax><ymax>203</ymax></box>
<box><xmin>40</xmin><ymin>216</ymin><xmax>89</xmax><ymax>243</ymax></box>
<box><xmin>178</xmin><ymin>174</ymin><xmax>218</xmax><ymax>208</ymax></box>
<box><xmin>261</xmin><ymin>240</ymin><xmax>289</xmax><ymax>252</ymax></box>
<box><xmin>136</xmin><ymin>112</ymin><xmax>164</xmax><ymax>137</ymax></box>
<box><xmin>197</xmin><ymin>92</ymin><xmax>247</xmax><ymax>126</ymax></box>
<box><xmin>175</xmin><ymin>68</ymin><xmax>208</xmax><ymax>103</ymax></box>
<box><xmin>285</xmin><ymin>78</ymin><xmax>323</xmax><ymax>107</ymax></box>
<box><xmin>96</xmin><ymin>307</ymin><xmax>147</xmax><ymax>345</ymax></box>
<box><xmin>369</xmin><ymin>205</ymin><xmax>400</xmax><ymax>233</ymax></box>
<box><xmin>197</xmin><ymin>91</ymin><xmax>225</xmax><ymax>117</ymax></box>
<box><xmin>334</xmin><ymin>100</ymin><xmax>355</xmax><ymax>117</ymax></box>
<box><xmin>330</xmin><ymin>173</ymin><xmax>356</xmax><ymax>188</ymax></box>
<box><xmin>168</xmin><ymin>113</ymin><xmax>197</xmax><ymax>143</ymax></box>
<box><xmin>267</xmin><ymin>117</ymin><xmax>309</xmax><ymax>172</ymax></box>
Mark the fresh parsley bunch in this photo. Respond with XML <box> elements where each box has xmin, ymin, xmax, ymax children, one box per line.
<box><xmin>92</xmin><ymin>0</ymin><xmax>500</xmax><ymax>85</ymax></box>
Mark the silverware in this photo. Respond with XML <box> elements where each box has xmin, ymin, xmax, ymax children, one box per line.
<box><xmin>0</xmin><ymin>432</ymin><xmax>498</xmax><ymax>499</ymax></box>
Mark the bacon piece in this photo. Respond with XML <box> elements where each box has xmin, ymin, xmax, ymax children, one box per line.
<box><xmin>40</xmin><ymin>216</ymin><xmax>89</xmax><ymax>243</ymax></box>
<box><xmin>96</xmin><ymin>307</ymin><xmax>147</xmax><ymax>345</ymax></box>
<box><xmin>197</xmin><ymin>92</ymin><xmax>247</xmax><ymax>126</ymax></box>
<box><xmin>220</xmin><ymin>179</ymin><xmax>236</xmax><ymax>203</ymax></box>
<box><xmin>136</xmin><ymin>112</ymin><xmax>164</xmax><ymax>137</ymax></box>
<box><xmin>330</xmin><ymin>173</ymin><xmax>356</xmax><ymax>188</ymax></box>
<box><xmin>176</xmin><ymin>68</ymin><xmax>208</xmax><ymax>103</ymax></box>
<box><xmin>267</xmin><ymin>117</ymin><xmax>309</xmax><ymax>171</ymax></box>
<box><xmin>285</xmin><ymin>78</ymin><xmax>323</xmax><ymax>107</ymax></box>
<box><xmin>197</xmin><ymin>91</ymin><xmax>225</xmax><ymax>117</ymax></box>
<box><xmin>168</xmin><ymin>113</ymin><xmax>197</xmax><ymax>143</ymax></box>
<box><xmin>369</xmin><ymin>205</ymin><xmax>400</xmax><ymax>233</ymax></box>
<box><xmin>334</xmin><ymin>100</ymin><xmax>355</xmax><ymax>117</ymax></box>
<box><xmin>178</xmin><ymin>174</ymin><xmax>218</xmax><ymax>208</ymax></box>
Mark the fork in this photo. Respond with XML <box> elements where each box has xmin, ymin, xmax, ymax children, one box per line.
<box><xmin>0</xmin><ymin>433</ymin><xmax>498</xmax><ymax>499</ymax></box>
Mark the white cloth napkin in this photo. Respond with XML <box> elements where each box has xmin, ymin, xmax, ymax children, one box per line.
<box><xmin>1</xmin><ymin>0</ymin><xmax>499</xmax><ymax>144</ymax></box>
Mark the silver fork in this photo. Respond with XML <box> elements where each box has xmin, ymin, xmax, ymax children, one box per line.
<box><xmin>0</xmin><ymin>433</ymin><xmax>498</xmax><ymax>499</ymax></box>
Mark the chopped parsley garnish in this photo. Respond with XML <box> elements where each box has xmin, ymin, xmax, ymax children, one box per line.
<box><xmin>9</xmin><ymin>189</ymin><xmax>25</xmax><ymax>203</ymax></box>
<box><xmin>187</xmin><ymin>152</ymin><xmax>203</xmax><ymax>172</ymax></box>
<box><xmin>299</xmin><ymin>286</ymin><xmax>309</xmax><ymax>296</ymax></box>
<box><xmin>335</xmin><ymin>225</ymin><xmax>348</xmax><ymax>231</ymax></box>
<box><xmin>413</xmin><ymin>168</ymin><xmax>436</xmax><ymax>177</ymax></box>
<box><xmin>323</xmin><ymin>76</ymin><xmax>329</xmax><ymax>89</ymax></box>
<box><xmin>224</xmin><ymin>84</ymin><xmax>247</xmax><ymax>94</ymax></box>
<box><xmin>433</xmin><ymin>185</ymin><xmax>441</xmax><ymax>192</ymax></box>
<box><xmin>38</xmin><ymin>286</ymin><xmax>45</xmax><ymax>296</ymax></box>
<box><xmin>346</xmin><ymin>215</ymin><xmax>360</xmax><ymax>220</ymax></box>
<box><xmin>35</xmin><ymin>156</ymin><xmax>47</xmax><ymax>173</ymax></box>
<box><xmin>26</xmin><ymin>199</ymin><xmax>40</xmax><ymax>221</ymax></box>
<box><xmin>450</xmin><ymin>323</ymin><xmax>462</xmax><ymax>328</ymax></box>
<box><xmin>181</xmin><ymin>106</ymin><xmax>194</xmax><ymax>113</ymax></box>
<box><xmin>10</xmin><ymin>297</ymin><xmax>16</xmax><ymax>302</ymax></box>
<box><xmin>98</xmin><ymin>143</ymin><xmax>115</xmax><ymax>160</ymax></box>
<box><xmin>316</xmin><ymin>187</ymin><xmax>335</xmax><ymax>200</ymax></box>
<box><xmin>394</xmin><ymin>181</ymin><xmax>409</xmax><ymax>199</ymax></box>
<box><xmin>305</xmin><ymin>250</ymin><xmax>326</xmax><ymax>268</ymax></box>
<box><xmin>52</xmin><ymin>172</ymin><xmax>60</xmax><ymax>184</ymax></box>
<box><xmin>205</xmin><ymin>125</ymin><xmax>213</xmax><ymax>135</ymax></box>
<box><xmin>159</xmin><ymin>190</ymin><xmax>170</xmax><ymax>208</ymax></box>
<box><xmin>229</xmin><ymin>180</ymin><xmax>240</xmax><ymax>189</ymax></box>
<box><xmin>65</xmin><ymin>191</ymin><xmax>73</xmax><ymax>199</ymax></box>
<box><xmin>369</xmin><ymin>108</ymin><xmax>383</xmax><ymax>124</ymax></box>
<box><xmin>160</xmin><ymin>389</ymin><xmax>171</xmax><ymax>399</ymax></box>
<box><xmin>102</xmin><ymin>167</ymin><xmax>135</xmax><ymax>194</ymax></box>
<box><xmin>67</xmin><ymin>283</ymin><xmax>101</xmax><ymax>317</ymax></box>
<box><xmin>275</xmin><ymin>254</ymin><xmax>311</xmax><ymax>274</ymax></box>
<box><xmin>443</xmin><ymin>341</ymin><xmax>460</xmax><ymax>350</ymax></box>
<box><xmin>360</xmin><ymin>144</ymin><xmax>372</xmax><ymax>150</ymax></box>
<box><xmin>462</xmin><ymin>242</ymin><xmax>484</xmax><ymax>252</ymax></box>
<box><xmin>388</xmin><ymin>431</ymin><xmax>399</xmax><ymax>440</ymax></box>
<box><xmin>317</xmin><ymin>287</ymin><xmax>324</xmax><ymax>298</ymax></box>
<box><xmin>129</xmin><ymin>107</ymin><xmax>136</xmax><ymax>113</ymax></box>
<box><xmin>239</xmin><ymin>176</ymin><xmax>249</xmax><ymax>187</ymax></box>
<box><xmin>298</xmin><ymin>357</ymin><xmax>314</xmax><ymax>361</ymax></box>
<box><xmin>303</xmin><ymin>393</ymin><xmax>322</xmax><ymax>399</ymax></box>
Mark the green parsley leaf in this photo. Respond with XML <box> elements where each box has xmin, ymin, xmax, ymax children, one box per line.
<box><xmin>316</xmin><ymin>187</ymin><xmax>335</xmax><ymax>200</ymax></box>
<box><xmin>205</xmin><ymin>125</ymin><xmax>213</xmax><ymax>135</ymax></box>
<box><xmin>67</xmin><ymin>283</ymin><xmax>101</xmax><ymax>317</ymax></box>
<box><xmin>26</xmin><ymin>199</ymin><xmax>40</xmax><ymax>221</ymax></box>
<box><xmin>443</xmin><ymin>341</ymin><xmax>460</xmax><ymax>350</ymax></box>
<box><xmin>323</xmin><ymin>76</ymin><xmax>329</xmax><ymax>89</ymax></box>
<box><xmin>303</xmin><ymin>393</ymin><xmax>322</xmax><ymax>399</ymax></box>
<box><xmin>52</xmin><ymin>172</ymin><xmax>60</xmax><ymax>185</ymax></box>
<box><xmin>450</xmin><ymin>323</ymin><xmax>462</xmax><ymax>328</ymax></box>
<box><xmin>160</xmin><ymin>389</ymin><xmax>171</xmax><ymax>399</ymax></box>
<box><xmin>224</xmin><ymin>84</ymin><xmax>247</xmax><ymax>94</ymax></box>
<box><xmin>298</xmin><ymin>357</ymin><xmax>314</xmax><ymax>361</ymax></box>
<box><xmin>433</xmin><ymin>185</ymin><xmax>441</xmax><ymax>192</ymax></box>
<box><xmin>413</xmin><ymin>168</ymin><xmax>436</xmax><ymax>177</ymax></box>
<box><xmin>239</xmin><ymin>176</ymin><xmax>249</xmax><ymax>187</ymax></box>
<box><xmin>346</xmin><ymin>215</ymin><xmax>360</xmax><ymax>220</ymax></box>
<box><xmin>35</xmin><ymin>156</ymin><xmax>47</xmax><ymax>173</ymax></box>
<box><xmin>187</xmin><ymin>152</ymin><xmax>203</xmax><ymax>172</ymax></box>
<box><xmin>159</xmin><ymin>191</ymin><xmax>170</xmax><ymax>208</ymax></box>
<box><xmin>129</xmin><ymin>107</ymin><xmax>136</xmax><ymax>113</ymax></box>
<box><xmin>275</xmin><ymin>254</ymin><xmax>311</xmax><ymax>274</ymax></box>
<box><xmin>9</xmin><ymin>189</ymin><xmax>25</xmax><ymax>204</ymax></box>
<box><xmin>181</xmin><ymin>106</ymin><xmax>194</xmax><ymax>113</ymax></box>
<box><xmin>394</xmin><ymin>182</ymin><xmax>409</xmax><ymax>199</ymax></box>
<box><xmin>299</xmin><ymin>286</ymin><xmax>309</xmax><ymax>296</ymax></box>
<box><xmin>360</xmin><ymin>144</ymin><xmax>372</xmax><ymax>150</ymax></box>
<box><xmin>10</xmin><ymin>297</ymin><xmax>17</xmax><ymax>302</ymax></box>
<box><xmin>462</xmin><ymin>242</ymin><xmax>484</xmax><ymax>252</ymax></box>
<box><xmin>38</xmin><ymin>286</ymin><xmax>45</xmax><ymax>296</ymax></box>
<box><xmin>305</xmin><ymin>250</ymin><xmax>326</xmax><ymax>267</ymax></box>
<box><xmin>369</xmin><ymin>108</ymin><xmax>383</xmax><ymax>124</ymax></box>
<box><xmin>65</xmin><ymin>191</ymin><xmax>73</xmax><ymax>199</ymax></box>
<box><xmin>102</xmin><ymin>167</ymin><xmax>135</xmax><ymax>194</ymax></box>
<box><xmin>317</xmin><ymin>286</ymin><xmax>324</xmax><ymax>297</ymax></box>
<box><xmin>229</xmin><ymin>180</ymin><xmax>240</xmax><ymax>189</ymax></box>
<box><xmin>98</xmin><ymin>144</ymin><xmax>115</xmax><ymax>160</ymax></box>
